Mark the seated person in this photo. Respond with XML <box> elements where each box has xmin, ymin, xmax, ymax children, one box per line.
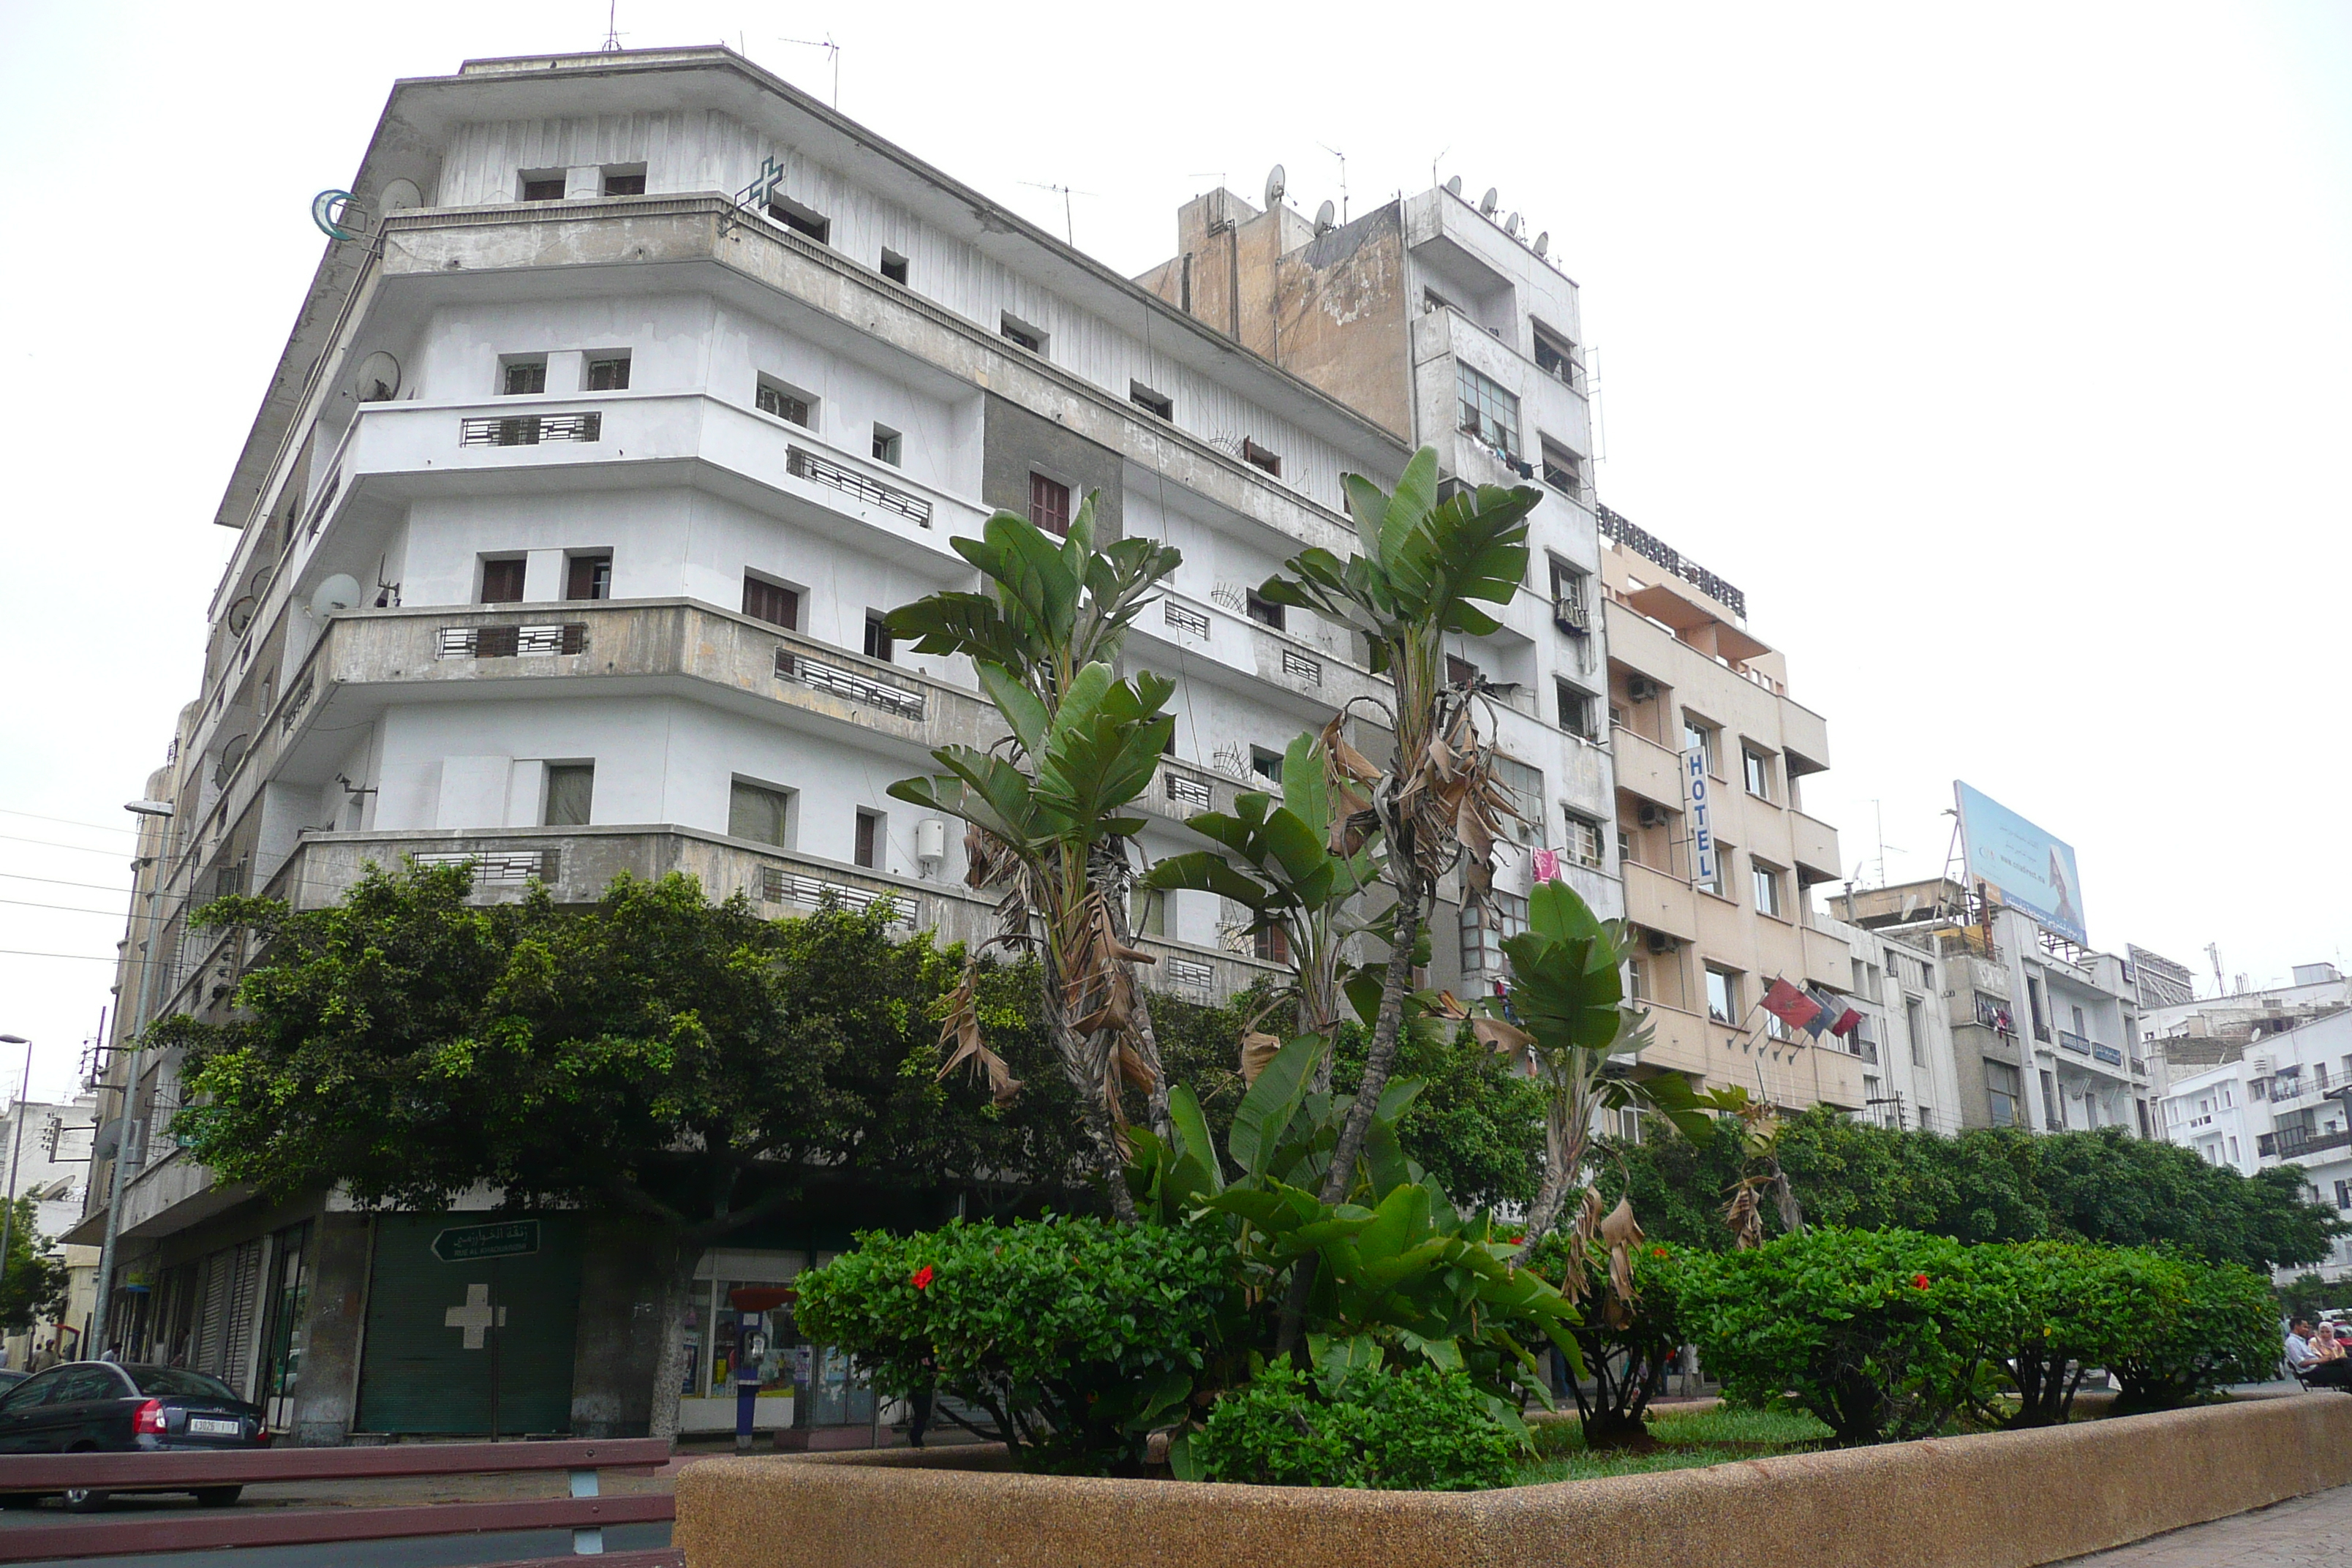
<box><xmin>2318</xmin><ymin>1323</ymin><xmax>2348</xmax><ymax>1362</ymax></box>
<box><xmin>2286</xmin><ymin>1319</ymin><xmax>2352</xmax><ymax>1387</ymax></box>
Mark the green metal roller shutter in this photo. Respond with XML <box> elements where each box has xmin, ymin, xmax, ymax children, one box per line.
<box><xmin>355</xmin><ymin>1215</ymin><xmax>582</xmax><ymax>1436</ymax></box>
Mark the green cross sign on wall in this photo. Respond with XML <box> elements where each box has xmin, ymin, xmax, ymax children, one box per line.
<box><xmin>430</xmin><ymin>1219</ymin><xmax>542</xmax><ymax>1264</ymax></box>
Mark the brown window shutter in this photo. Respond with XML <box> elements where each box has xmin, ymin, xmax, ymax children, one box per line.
<box><xmin>1028</xmin><ymin>472</ymin><xmax>1071</xmax><ymax>537</ymax></box>
<box><xmin>743</xmin><ymin>578</ymin><xmax>799</xmax><ymax>629</ymax></box>
<box><xmin>481</xmin><ymin>559</ymin><xmax>527</xmax><ymax>603</ymax></box>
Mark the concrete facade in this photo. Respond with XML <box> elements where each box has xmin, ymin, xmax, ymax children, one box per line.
<box><xmin>0</xmin><ymin>1092</ymin><xmax>97</xmax><ymax>1368</ymax></box>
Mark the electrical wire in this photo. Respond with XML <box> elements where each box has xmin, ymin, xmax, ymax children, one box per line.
<box><xmin>0</xmin><ymin>872</ymin><xmax>135</xmax><ymax>895</ymax></box>
<box><xmin>0</xmin><ymin>834</ymin><xmax>136</xmax><ymax>860</ymax></box>
<box><xmin>0</xmin><ymin>949</ymin><xmax>118</xmax><ymax>962</ymax></box>
<box><xmin>0</xmin><ymin>898</ymin><xmax>137</xmax><ymax>919</ymax></box>
<box><xmin>0</xmin><ymin>808</ymin><xmax>135</xmax><ymax>837</ymax></box>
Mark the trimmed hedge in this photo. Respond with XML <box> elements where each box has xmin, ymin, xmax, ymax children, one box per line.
<box><xmin>1190</xmin><ymin>1361</ymin><xmax>1521</xmax><ymax>1490</ymax></box>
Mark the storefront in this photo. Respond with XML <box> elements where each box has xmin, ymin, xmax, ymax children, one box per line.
<box><xmin>675</xmin><ymin>1246</ymin><xmax>875</xmax><ymax>1435</ymax></box>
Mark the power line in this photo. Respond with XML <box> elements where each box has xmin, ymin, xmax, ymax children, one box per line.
<box><xmin>0</xmin><ymin>808</ymin><xmax>135</xmax><ymax>837</ymax></box>
<box><xmin>0</xmin><ymin>949</ymin><xmax>118</xmax><ymax>963</ymax></box>
<box><xmin>0</xmin><ymin>872</ymin><xmax>135</xmax><ymax>895</ymax></box>
<box><xmin>0</xmin><ymin>834</ymin><xmax>136</xmax><ymax>861</ymax></box>
<box><xmin>0</xmin><ymin>897</ymin><xmax>137</xmax><ymax>919</ymax></box>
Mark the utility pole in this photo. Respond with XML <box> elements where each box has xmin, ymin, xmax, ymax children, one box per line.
<box><xmin>95</xmin><ymin>799</ymin><xmax>176</xmax><ymax>1353</ymax></box>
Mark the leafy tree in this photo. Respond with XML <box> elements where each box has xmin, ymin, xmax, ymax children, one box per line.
<box><xmin>2279</xmin><ymin>1272</ymin><xmax>2352</xmax><ymax>1322</ymax></box>
<box><xmin>886</xmin><ymin>497</ymin><xmax>1183</xmax><ymax>1218</ymax></box>
<box><xmin>163</xmin><ymin>864</ymin><xmax>1080</xmax><ymax>1438</ymax></box>
<box><xmin>0</xmin><ymin>1198</ymin><xmax>66</xmax><ymax>1336</ymax></box>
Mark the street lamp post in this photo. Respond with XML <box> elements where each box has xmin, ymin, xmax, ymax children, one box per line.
<box><xmin>94</xmin><ymin>800</ymin><xmax>176</xmax><ymax>1354</ymax></box>
<box><xmin>0</xmin><ymin>1034</ymin><xmax>29</xmax><ymax>1328</ymax></box>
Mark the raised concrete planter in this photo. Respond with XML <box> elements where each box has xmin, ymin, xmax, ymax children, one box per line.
<box><xmin>674</xmin><ymin>1392</ymin><xmax>2352</xmax><ymax>1568</ymax></box>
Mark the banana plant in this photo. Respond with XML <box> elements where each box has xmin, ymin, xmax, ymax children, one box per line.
<box><xmin>1137</xmin><ymin>726</ymin><xmax>1381</xmax><ymax>1090</ymax></box>
<box><xmin>886</xmin><ymin>497</ymin><xmax>1183</xmax><ymax>1220</ymax></box>
<box><xmin>1474</xmin><ymin>878</ymin><xmax>1729</xmax><ymax>1243</ymax></box>
<box><xmin>1248</xmin><ymin>445</ymin><xmax>1538</xmax><ymax>1347</ymax></box>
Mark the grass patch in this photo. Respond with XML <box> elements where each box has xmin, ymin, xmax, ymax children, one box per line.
<box><xmin>1517</xmin><ymin>1405</ymin><xmax>1831</xmax><ymax>1485</ymax></box>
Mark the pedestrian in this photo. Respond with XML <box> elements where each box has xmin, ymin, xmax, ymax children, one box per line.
<box><xmin>29</xmin><ymin>1339</ymin><xmax>57</xmax><ymax>1372</ymax></box>
<box><xmin>2286</xmin><ymin>1319</ymin><xmax>2351</xmax><ymax>1389</ymax></box>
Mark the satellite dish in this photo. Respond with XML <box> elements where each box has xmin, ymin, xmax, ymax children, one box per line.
<box><xmin>226</xmin><ymin>596</ymin><xmax>257</xmax><ymax>636</ymax></box>
<box><xmin>1264</xmin><ymin>163</ymin><xmax>1286</xmax><ymax>208</ymax></box>
<box><xmin>1478</xmin><ymin>187</ymin><xmax>1499</xmax><ymax>216</ymax></box>
<box><xmin>348</xmin><ymin>350</ymin><xmax>402</xmax><ymax>404</ymax></box>
<box><xmin>1445</xmin><ymin>176</ymin><xmax>1463</xmax><ymax>196</ymax></box>
<box><xmin>377</xmin><ymin>178</ymin><xmax>423</xmax><ymax>213</ymax></box>
<box><xmin>311</xmin><ymin>574</ymin><xmax>363</xmax><ymax>619</ymax></box>
<box><xmin>1313</xmin><ymin>199</ymin><xmax>1335</xmax><ymax>235</ymax></box>
<box><xmin>1504</xmin><ymin>212</ymin><xmax>1523</xmax><ymax>238</ymax></box>
<box><xmin>1534</xmin><ymin>231</ymin><xmax>1550</xmax><ymax>258</ymax></box>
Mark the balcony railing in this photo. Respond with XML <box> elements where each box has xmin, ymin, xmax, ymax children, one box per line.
<box><xmin>2261</xmin><ymin>1127</ymin><xmax>2352</xmax><ymax>1161</ymax></box>
<box><xmin>786</xmin><ymin>445</ymin><xmax>932</xmax><ymax>528</ymax></box>
<box><xmin>460</xmin><ymin>412</ymin><xmax>602</xmax><ymax>447</ymax></box>
<box><xmin>438</xmin><ymin>623</ymin><xmax>589</xmax><ymax>659</ymax></box>
<box><xmin>774</xmin><ymin>647</ymin><xmax>927</xmax><ymax>720</ymax></box>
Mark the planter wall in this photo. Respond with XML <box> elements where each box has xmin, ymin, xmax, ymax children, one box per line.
<box><xmin>674</xmin><ymin>1392</ymin><xmax>2352</xmax><ymax>1568</ymax></box>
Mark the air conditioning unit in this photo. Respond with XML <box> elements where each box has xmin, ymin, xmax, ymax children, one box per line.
<box><xmin>1637</xmin><ymin>802</ymin><xmax>1669</xmax><ymax>829</ymax></box>
<box><xmin>1645</xmin><ymin>930</ymin><xmax>1677</xmax><ymax>955</ymax></box>
<box><xmin>1552</xmin><ymin>596</ymin><xmax>1590</xmax><ymax>634</ymax></box>
<box><xmin>1626</xmin><ymin>676</ymin><xmax>1659</xmax><ymax>703</ymax></box>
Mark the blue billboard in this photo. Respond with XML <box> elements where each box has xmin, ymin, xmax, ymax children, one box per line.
<box><xmin>1955</xmin><ymin>783</ymin><xmax>2087</xmax><ymax>946</ymax></box>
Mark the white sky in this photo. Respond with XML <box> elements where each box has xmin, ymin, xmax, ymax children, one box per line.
<box><xmin>1</xmin><ymin>1</ymin><xmax>2345</xmax><ymax>1099</ymax></box>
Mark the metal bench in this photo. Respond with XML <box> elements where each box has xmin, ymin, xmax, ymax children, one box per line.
<box><xmin>0</xmin><ymin>1438</ymin><xmax>679</xmax><ymax>1564</ymax></box>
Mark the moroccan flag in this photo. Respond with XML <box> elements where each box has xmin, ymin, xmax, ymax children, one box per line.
<box><xmin>1761</xmin><ymin>978</ymin><xmax>1822</xmax><ymax>1031</ymax></box>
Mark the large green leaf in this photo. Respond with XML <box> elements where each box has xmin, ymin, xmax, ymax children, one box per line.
<box><xmin>1227</xmin><ymin>1034</ymin><xmax>1320</xmax><ymax>1180</ymax></box>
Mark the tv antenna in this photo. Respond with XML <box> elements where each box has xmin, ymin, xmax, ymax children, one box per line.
<box><xmin>777</xmin><ymin>34</ymin><xmax>842</xmax><ymax>108</ymax></box>
<box><xmin>599</xmin><ymin>0</ymin><xmax>625</xmax><ymax>51</ymax></box>
<box><xmin>1019</xmin><ymin>181</ymin><xmax>1096</xmax><ymax>246</ymax></box>
<box><xmin>1316</xmin><ymin>143</ymin><xmax>1349</xmax><ymax>223</ymax></box>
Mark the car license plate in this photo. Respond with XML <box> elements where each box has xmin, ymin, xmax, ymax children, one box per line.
<box><xmin>188</xmin><ymin>1417</ymin><xmax>241</xmax><ymax>1436</ymax></box>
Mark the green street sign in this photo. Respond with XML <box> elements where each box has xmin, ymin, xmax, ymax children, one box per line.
<box><xmin>431</xmin><ymin>1219</ymin><xmax>541</xmax><ymax>1263</ymax></box>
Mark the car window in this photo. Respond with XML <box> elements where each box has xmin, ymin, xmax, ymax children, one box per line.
<box><xmin>52</xmin><ymin>1368</ymin><xmax>129</xmax><ymax>1404</ymax></box>
<box><xmin>129</xmin><ymin>1367</ymin><xmax>238</xmax><ymax>1401</ymax></box>
<box><xmin>0</xmin><ymin>1368</ymin><xmax>64</xmax><ymax>1410</ymax></box>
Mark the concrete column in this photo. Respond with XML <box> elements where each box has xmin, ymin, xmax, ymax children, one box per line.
<box><xmin>289</xmin><ymin>1213</ymin><xmax>374</xmax><ymax>1446</ymax></box>
<box><xmin>523</xmin><ymin>550</ymin><xmax>567</xmax><ymax>603</ymax></box>
<box><xmin>568</xmin><ymin>1213</ymin><xmax>671</xmax><ymax>1438</ymax></box>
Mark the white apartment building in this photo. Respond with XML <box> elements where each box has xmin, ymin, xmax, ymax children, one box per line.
<box><xmin>0</xmin><ymin>1092</ymin><xmax>97</xmax><ymax>1368</ymax></box>
<box><xmin>80</xmin><ymin>46</ymin><xmax>1628</xmax><ymax>1442</ymax></box>
<box><xmin>2142</xmin><ymin>964</ymin><xmax>2349</xmax><ymax>1088</ymax></box>
<box><xmin>1835</xmin><ymin>881</ymin><xmax>2149</xmax><ymax>1135</ymax></box>
<box><xmin>1827</xmin><ymin>921</ymin><xmax>1967</xmax><ymax>1136</ymax></box>
<box><xmin>2158</xmin><ymin>1010</ymin><xmax>2352</xmax><ymax>1281</ymax></box>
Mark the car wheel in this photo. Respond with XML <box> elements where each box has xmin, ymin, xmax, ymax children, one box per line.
<box><xmin>61</xmin><ymin>1488</ymin><xmax>112</xmax><ymax>1513</ymax></box>
<box><xmin>193</xmin><ymin>1486</ymin><xmax>243</xmax><ymax>1507</ymax></box>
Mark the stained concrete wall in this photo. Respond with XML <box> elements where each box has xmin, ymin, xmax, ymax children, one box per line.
<box><xmin>568</xmin><ymin>1213</ymin><xmax>670</xmax><ymax>1439</ymax></box>
<box><xmin>981</xmin><ymin>395</ymin><xmax>1123</xmax><ymax>540</ymax></box>
<box><xmin>288</xmin><ymin>1213</ymin><xmax>374</xmax><ymax>1446</ymax></box>
<box><xmin>676</xmin><ymin>1392</ymin><xmax>2352</xmax><ymax>1568</ymax></box>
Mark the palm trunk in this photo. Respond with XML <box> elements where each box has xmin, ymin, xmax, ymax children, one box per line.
<box><xmin>1044</xmin><ymin>949</ymin><xmax>1140</xmax><ymax>1224</ymax></box>
<box><xmin>1523</xmin><ymin>1079</ymin><xmax>1594</xmax><ymax>1240</ymax></box>
<box><xmin>645</xmin><ymin>1229</ymin><xmax>700</xmax><ymax>1444</ymax></box>
<box><xmin>1096</xmin><ymin>851</ymin><xmax>1173</xmax><ymax>1145</ymax></box>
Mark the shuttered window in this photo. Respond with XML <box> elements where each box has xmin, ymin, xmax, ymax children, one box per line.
<box><xmin>565</xmin><ymin>555</ymin><xmax>611</xmax><ymax>600</ymax></box>
<box><xmin>853</xmin><ymin>810</ymin><xmax>882</xmax><ymax>869</ymax></box>
<box><xmin>480</xmin><ymin>559</ymin><xmax>527</xmax><ymax>603</ymax></box>
<box><xmin>742</xmin><ymin>576</ymin><xmax>799</xmax><ymax>629</ymax></box>
<box><xmin>1029</xmin><ymin>472</ymin><xmax>1071</xmax><ymax>536</ymax></box>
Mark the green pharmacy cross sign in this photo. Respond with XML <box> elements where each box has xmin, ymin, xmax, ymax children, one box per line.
<box><xmin>431</xmin><ymin>1219</ymin><xmax>542</xmax><ymax>1264</ymax></box>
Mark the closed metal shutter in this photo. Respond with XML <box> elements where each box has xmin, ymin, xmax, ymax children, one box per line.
<box><xmin>355</xmin><ymin>1215</ymin><xmax>582</xmax><ymax>1436</ymax></box>
<box><xmin>219</xmin><ymin>1240</ymin><xmax>265</xmax><ymax>1398</ymax></box>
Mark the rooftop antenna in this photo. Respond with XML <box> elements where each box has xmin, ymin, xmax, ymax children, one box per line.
<box><xmin>2206</xmin><ymin>943</ymin><xmax>2225</xmax><ymax>998</ymax></box>
<box><xmin>1431</xmin><ymin>146</ymin><xmax>1451</xmax><ymax>193</ymax></box>
<box><xmin>1019</xmin><ymin>181</ymin><xmax>1096</xmax><ymax>246</ymax></box>
<box><xmin>1316</xmin><ymin>143</ymin><xmax>1349</xmax><ymax>223</ymax></box>
<box><xmin>600</xmin><ymin>0</ymin><xmax>624</xmax><ymax>50</ymax></box>
<box><xmin>777</xmin><ymin>34</ymin><xmax>841</xmax><ymax>108</ymax></box>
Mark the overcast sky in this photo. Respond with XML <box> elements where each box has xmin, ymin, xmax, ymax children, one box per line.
<box><xmin>1</xmin><ymin>1</ymin><xmax>2345</xmax><ymax>1100</ymax></box>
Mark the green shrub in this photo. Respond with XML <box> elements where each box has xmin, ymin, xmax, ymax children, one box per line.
<box><xmin>1523</xmin><ymin>1233</ymin><xmax>1687</xmax><ymax>1447</ymax></box>
<box><xmin>1190</xmin><ymin>1361</ymin><xmax>1520</xmax><ymax>1490</ymax></box>
<box><xmin>1959</xmin><ymin>1241</ymin><xmax>2139</xmax><ymax>1427</ymax></box>
<box><xmin>2101</xmin><ymin>1249</ymin><xmax>2280</xmax><ymax>1414</ymax></box>
<box><xmin>1677</xmin><ymin>1227</ymin><xmax>1982</xmax><ymax>1446</ymax></box>
<box><xmin>789</xmin><ymin>1215</ymin><xmax>1227</xmax><ymax>1474</ymax></box>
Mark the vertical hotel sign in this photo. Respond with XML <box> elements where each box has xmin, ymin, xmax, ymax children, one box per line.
<box><xmin>1683</xmin><ymin>747</ymin><xmax>1716</xmax><ymax>887</ymax></box>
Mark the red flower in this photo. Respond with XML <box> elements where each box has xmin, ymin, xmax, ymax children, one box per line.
<box><xmin>1652</xmin><ymin>1247</ymin><xmax>1670</xmax><ymax>1259</ymax></box>
<box><xmin>1507</xmin><ymin>1235</ymin><xmax>1525</xmax><ymax>1245</ymax></box>
<box><xmin>1913</xmin><ymin>1273</ymin><xmax>1931</xmax><ymax>1289</ymax></box>
<box><xmin>911</xmin><ymin>1264</ymin><xmax>935</xmax><ymax>1291</ymax></box>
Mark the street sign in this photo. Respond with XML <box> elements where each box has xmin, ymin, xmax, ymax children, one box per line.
<box><xmin>431</xmin><ymin>1219</ymin><xmax>541</xmax><ymax>1263</ymax></box>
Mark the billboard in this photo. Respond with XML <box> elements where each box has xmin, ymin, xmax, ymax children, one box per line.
<box><xmin>1955</xmin><ymin>782</ymin><xmax>2087</xmax><ymax>946</ymax></box>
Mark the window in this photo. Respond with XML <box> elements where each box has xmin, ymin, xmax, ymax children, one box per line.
<box><xmin>1556</xmin><ymin>679</ymin><xmax>1599</xmax><ymax>740</ymax></box>
<box><xmin>603</xmin><ymin>167</ymin><xmax>646</xmax><ymax>196</ymax></box>
<box><xmin>728</xmin><ymin>780</ymin><xmax>792</xmax><ymax>846</ymax></box>
<box><xmin>1242</xmin><ymin>438</ymin><xmax>1282</xmax><ymax>477</ymax></box>
<box><xmin>1533</xmin><ymin>323</ymin><xmax>1580</xmax><ymax>388</ymax></box>
<box><xmin>1742</xmin><ymin>748</ymin><xmax>1773</xmax><ymax>799</ymax></box>
<box><xmin>2338</xmin><ymin>1180</ymin><xmax>2351</xmax><ymax>1211</ymax></box>
<box><xmin>755</xmin><ymin>377</ymin><xmax>814</xmax><ymax>427</ymax></box>
<box><xmin>1549</xmin><ymin>557</ymin><xmax>1588</xmax><ymax>611</ymax></box>
<box><xmin>1134</xmin><ymin>886</ymin><xmax>1168</xmax><ymax>938</ymax></box>
<box><xmin>742</xmin><ymin>575</ymin><xmax>799</xmax><ymax>630</ymax></box>
<box><xmin>1447</xmin><ymin>654</ymin><xmax>1481</xmax><ymax>688</ymax></box>
<box><xmin>586</xmin><ymin>354</ymin><xmax>631</xmax><ymax>391</ymax></box>
<box><xmin>2071</xmin><ymin>1004</ymin><xmax>2087</xmax><ymax>1036</ymax></box>
<box><xmin>2027</xmin><ymin>976</ymin><xmax>2049</xmax><ymax>1039</ymax></box>
<box><xmin>1455</xmin><ymin>363</ymin><xmax>1520</xmax><ymax>457</ymax></box>
<box><xmin>1683</xmin><ymin>715</ymin><xmax>1717</xmax><ymax>774</ymax></box>
<box><xmin>1245</xmin><ymin>592</ymin><xmax>1285</xmax><ymax>631</ymax></box>
<box><xmin>1701</xmin><ymin>840</ymin><xmax>1733</xmax><ymax>899</ymax></box>
<box><xmin>879</xmin><ymin>248</ymin><xmax>908</xmax><ymax>284</ymax></box>
<box><xmin>1000</xmin><ymin>312</ymin><xmax>1047</xmax><ymax>354</ymax></box>
<box><xmin>1562</xmin><ymin>810</ymin><xmax>1605</xmax><ymax>869</ymax></box>
<box><xmin>1541</xmin><ymin>440</ymin><xmax>1583</xmax><ymax>499</ymax></box>
<box><xmin>1907</xmin><ymin>999</ymin><xmax>1925</xmax><ymax>1065</ymax></box>
<box><xmin>1705</xmin><ymin>966</ymin><xmax>1739</xmax><ymax>1025</ymax></box>
<box><xmin>864</xmin><ymin>614</ymin><xmax>894</xmax><ymax>663</ymax></box>
<box><xmin>1249</xmin><ymin>747</ymin><xmax>1284</xmax><ymax>783</ymax></box>
<box><xmin>480</xmin><ymin>557</ymin><xmax>527</xmax><ymax>603</ymax></box>
<box><xmin>1460</xmin><ymin>892</ymin><xmax>1529</xmax><ymax>976</ymax></box>
<box><xmin>871</xmin><ymin>423</ymin><xmax>902</xmax><ymax>465</ymax></box>
<box><xmin>1491</xmin><ymin>754</ymin><xmax>1544</xmax><ymax>846</ymax></box>
<box><xmin>501</xmin><ymin>356</ymin><xmax>548</xmax><ymax>396</ymax></box>
<box><xmin>767</xmin><ymin>195</ymin><xmax>830</xmax><ymax>244</ymax></box>
<box><xmin>543</xmin><ymin>764</ymin><xmax>595</xmax><ymax>826</ymax></box>
<box><xmin>1617</xmin><ymin>1106</ymin><xmax>1643</xmax><ymax>1144</ymax></box>
<box><xmin>1423</xmin><ymin>287</ymin><xmax>1458</xmax><ymax>315</ymax></box>
<box><xmin>1130</xmin><ymin>382</ymin><xmax>1174</xmax><ymax>421</ymax></box>
<box><xmin>2228</xmin><ymin>1136</ymin><xmax>2241</xmax><ymax>1163</ymax></box>
<box><xmin>1987</xmin><ymin>1061</ymin><xmax>2020</xmax><ymax>1127</ymax></box>
<box><xmin>1254</xmin><ymin>924</ymin><xmax>1292</xmax><ymax>964</ymax></box>
<box><xmin>1029</xmin><ymin>472</ymin><xmax>1071</xmax><ymax>536</ymax></box>
<box><xmin>565</xmin><ymin>554</ymin><xmax>612</xmax><ymax>600</ymax></box>
<box><xmin>520</xmin><ymin>172</ymin><xmax>565</xmax><ymax>202</ymax></box>
<box><xmin>1766</xmin><ymin>1010</ymin><xmax>1789</xmax><ymax>1041</ymax></box>
<box><xmin>854</xmin><ymin>810</ymin><xmax>883</xmax><ymax>869</ymax></box>
<box><xmin>1752</xmin><ymin>862</ymin><xmax>1784</xmax><ymax>918</ymax></box>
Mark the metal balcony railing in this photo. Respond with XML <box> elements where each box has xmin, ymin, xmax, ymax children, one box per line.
<box><xmin>773</xmin><ymin>647</ymin><xmax>926</xmax><ymax>720</ymax></box>
<box><xmin>2261</xmin><ymin>1127</ymin><xmax>2352</xmax><ymax>1161</ymax></box>
<box><xmin>786</xmin><ymin>445</ymin><xmax>932</xmax><ymax>528</ymax></box>
<box><xmin>459</xmin><ymin>412</ymin><xmax>602</xmax><ymax>447</ymax></box>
